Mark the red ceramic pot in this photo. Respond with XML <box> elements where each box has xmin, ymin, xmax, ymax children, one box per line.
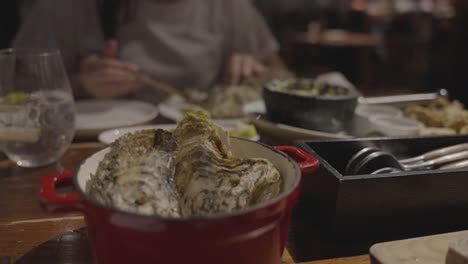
<box><xmin>39</xmin><ymin>138</ymin><xmax>319</xmax><ymax>264</ymax></box>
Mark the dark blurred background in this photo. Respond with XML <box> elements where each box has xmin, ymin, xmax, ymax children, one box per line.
<box><xmin>254</xmin><ymin>0</ymin><xmax>461</xmax><ymax>95</ymax></box>
<box><xmin>256</xmin><ymin>0</ymin><xmax>467</xmax><ymax>102</ymax></box>
<box><xmin>1</xmin><ymin>0</ymin><xmax>467</xmax><ymax>100</ymax></box>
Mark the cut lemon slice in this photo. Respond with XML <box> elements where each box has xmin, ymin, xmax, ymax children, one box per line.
<box><xmin>0</xmin><ymin>127</ymin><xmax>41</xmax><ymax>143</ymax></box>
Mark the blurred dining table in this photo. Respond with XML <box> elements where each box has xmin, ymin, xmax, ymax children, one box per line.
<box><xmin>0</xmin><ymin>133</ymin><xmax>369</xmax><ymax>263</ymax></box>
<box><xmin>288</xmin><ymin>30</ymin><xmax>382</xmax><ymax>48</ymax></box>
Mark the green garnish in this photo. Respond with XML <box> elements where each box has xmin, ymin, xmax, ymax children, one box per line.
<box><xmin>183</xmin><ymin>106</ymin><xmax>211</xmax><ymax>118</ymax></box>
<box><xmin>4</xmin><ymin>91</ymin><xmax>30</xmax><ymax>104</ymax></box>
<box><xmin>271</xmin><ymin>80</ymin><xmax>350</xmax><ymax>97</ymax></box>
<box><xmin>366</xmin><ymin>131</ymin><xmax>385</xmax><ymax>137</ymax></box>
<box><xmin>229</xmin><ymin>125</ymin><xmax>258</xmax><ymax>139</ymax></box>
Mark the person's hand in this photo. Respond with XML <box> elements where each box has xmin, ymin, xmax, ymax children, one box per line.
<box><xmin>223</xmin><ymin>54</ymin><xmax>267</xmax><ymax>85</ymax></box>
<box><xmin>78</xmin><ymin>40</ymin><xmax>144</xmax><ymax>99</ymax></box>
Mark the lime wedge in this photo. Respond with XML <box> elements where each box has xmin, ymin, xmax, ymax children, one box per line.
<box><xmin>0</xmin><ymin>127</ymin><xmax>41</xmax><ymax>143</ymax></box>
<box><xmin>4</xmin><ymin>91</ymin><xmax>30</xmax><ymax>104</ymax></box>
<box><xmin>229</xmin><ymin>125</ymin><xmax>258</xmax><ymax>139</ymax></box>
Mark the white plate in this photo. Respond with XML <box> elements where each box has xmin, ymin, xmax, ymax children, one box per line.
<box><xmin>251</xmin><ymin>117</ymin><xmax>351</xmax><ymax>141</ymax></box>
<box><xmin>98</xmin><ymin>124</ymin><xmax>177</xmax><ymax>145</ymax></box>
<box><xmin>76</xmin><ymin>100</ymin><xmax>159</xmax><ymax>137</ymax></box>
<box><xmin>243</xmin><ymin>100</ymin><xmax>266</xmax><ymax>114</ymax></box>
<box><xmin>355</xmin><ymin>104</ymin><xmax>402</xmax><ymax>119</ymax></box>
<box><xmin>158</xmin><ymin>95</ymin><xmax>265</xmax><ymax>122</ymax></box>
<box><xmin>369</xmin><ymin>116</ymin><xmax>424</xmax><ymax>137</ymax></box>
<box><xmin>157</xmin><ymin>96</ymin><xmax>188</xmax><ymax>122</ymax></box>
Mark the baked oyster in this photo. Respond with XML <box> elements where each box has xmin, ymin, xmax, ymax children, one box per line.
<box><xmin>87</xmin><ymin>112</ymin><xmax>282</xmax><ymax>217</ymax></box>
<box><xmin>87</xmin><ymin>129</ymin><xmax>180</xmax><ymax>217</ymax></box>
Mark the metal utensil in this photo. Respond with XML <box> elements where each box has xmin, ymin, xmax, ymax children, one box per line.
<box><xmin>370</xmin><ymin>167</ymin><xmax>402</xmax><ymax>174</ymax></box>
<box><xmin>352</xmin><ymin>150</ymin><xmax>404</xmax><ymax>175</ymax></box>
<box><xmin>371</xmin><ymin>158</ymin><xmax>468</xmax><ymax>174</ymax></box>
<box><xmin>439</xmin><ymin>159</ymin><xmax>468</xmax><ymax>170</ymax></box>
<box><xmin>346</xmin><ymin>142</ymin><xmax>468</xmax><ymax>175</ymax></box>
<box><xmin>353</xmin><ymin>150</ymin><xmax>468</xmax><ymax>175</ymax></box>
<box><xmin>358</xmin><ymin>89</ymin><xmax>448</xmax><ymax>106</ymax></box>
<box><xmin>345</xmin><ymin>147</ymin><xmax>380</xmax><ymax>174</ymax></box>
<box><xmin>399</xmin><ymin>142</ymin><xmax>468</xmax><ymax>164</ymax></box>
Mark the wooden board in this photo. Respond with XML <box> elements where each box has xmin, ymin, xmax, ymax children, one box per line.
<box><xmin>370</xmin><ymin>230</ymin><xmax>468</xmax><ymax>264</ymax></box>
<box><xmin>12</xmin><ymin>227</ymin><xmax>295</xmax><ymax>264</ymax></box>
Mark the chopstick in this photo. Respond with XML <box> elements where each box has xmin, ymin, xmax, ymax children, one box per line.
<box><xmin>136</xmin><ymin>72</ymin><xmax>189</xmax><ymax>100</ymax></box>
<box><xmin>82</xmin><ymin>46</ymin><xmax>190</xmax><ymax>101</ymax></box>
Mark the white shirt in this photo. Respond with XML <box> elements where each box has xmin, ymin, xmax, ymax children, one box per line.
<box><xmin>14</xmin><ymin>0</ymin><xmax>278</xmax><ymax>101</ymax></box>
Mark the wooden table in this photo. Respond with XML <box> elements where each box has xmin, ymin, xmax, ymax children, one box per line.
<box><xmin>0</xmin><ymin>143</ymin><xmax>369</xmax><ymax>264</ymax></box>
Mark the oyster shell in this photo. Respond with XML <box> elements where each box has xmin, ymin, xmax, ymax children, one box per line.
<box><xmin>173</xmin><ymin>113</ymin><xmax>281</xmax><ymax>216</ymax></box>
<box><xmin>87</xmin><ymin>112</ymin><xmax>281</xmax><ymax>217</ymax></box>
<box><xmin>87</xmin><ymin>129</ymin><xmax>180</xmax><ymax>217</ymax></box>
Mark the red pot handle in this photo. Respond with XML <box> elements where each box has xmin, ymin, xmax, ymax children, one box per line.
<box><xmin>39</xmin><ymin>171</ymin><xmax>84</xmax><ymax>213</ymax></box>
<box><xmin>275</xmin><ymin>146</ymin><xmax>320</xmax><ymax>176</ymax></box>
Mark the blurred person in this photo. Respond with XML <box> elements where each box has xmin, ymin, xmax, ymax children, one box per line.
<box><xmin>13</xmin><ymin>0</ymin><xmax>284</xmax><ymax>101</ymax></box>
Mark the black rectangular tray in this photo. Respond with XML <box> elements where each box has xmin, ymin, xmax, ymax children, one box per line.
<box><xmin>288</xmin><ymin>135</ymin><xmax>468</xmax><ymax>261</ymax></box>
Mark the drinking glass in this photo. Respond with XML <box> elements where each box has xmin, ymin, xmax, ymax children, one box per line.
<box><xmin>0</xmin><ymin>49</ymin><xmax>75</xmax><ymax>167</ymax></box>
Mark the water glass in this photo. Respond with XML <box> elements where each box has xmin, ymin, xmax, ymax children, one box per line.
<box><xmin>0</xmin><ymin>49</ymin><xmax>75</xmax><ymax>167</ymax></box>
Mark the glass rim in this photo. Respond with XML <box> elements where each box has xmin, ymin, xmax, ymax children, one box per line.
<box><xmin>0</xmin><ymin>48</ymin><xmax>61</xmax><ymax>58</ymax></box>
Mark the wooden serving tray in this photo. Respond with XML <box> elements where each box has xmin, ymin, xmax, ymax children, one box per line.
<box><xmin>370</xmin><ymin>230</ymin><xmax>468</xmax><ymax>264</ymax></box>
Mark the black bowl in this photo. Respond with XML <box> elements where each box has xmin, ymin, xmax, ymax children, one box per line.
<box><xmin>263</xmin><ymin>78</ymin><xmax>360</xmax><ymax>133</ymax></box>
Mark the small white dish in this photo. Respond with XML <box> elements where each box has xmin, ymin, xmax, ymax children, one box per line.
<box><xmin>251</xmin><ymin>117</ymin><xmax>350</xmax><ymax>141</ymax></box>
<box><xmin>243</xmin><ymin>100</ymin><xmax>266</xmax><ymax>114</ymax></box>
<box><xmin>76</xmin><ymin>100</ymin><xmax>159</xmax><ymax>137</ymax></box>
<box><xmin>98</xmin><ymin>124</ymin><xmax>177</xmax><ymax>145</ymax></box>
<box><xmin>157</xmin><ymin>96</ymin><xmax>189</xmax><ymax>122</ymax></box>
<box><xmin>356</xmin><ymin>104</ymin><xmax>402</xmax><ymax>119</ymax></box>
<box><xmin>369</xmin><ymin>116</ymin><xmax>423</xmax><ymax>136</ymax></box>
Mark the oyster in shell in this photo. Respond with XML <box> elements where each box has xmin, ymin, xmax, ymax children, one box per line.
<box><xmin>87</xmin><ymin>112</ymin><xmax>282</xmax><ymax>217</ymax></box>
<box><xmin>87</xmin><ymin>129</ymin><xmax>180</xmax><ymax>217</ymax></box>
<box><xmin>173</xmin><ymin>113</ymin><xmax>281</xmax><ymax>216</ymax></box>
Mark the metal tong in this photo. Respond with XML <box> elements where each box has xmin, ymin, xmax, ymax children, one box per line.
<box><xmin>346</xmin><ymin>142</ymin><xmax>468</xmax><ymax>175</ymax></box>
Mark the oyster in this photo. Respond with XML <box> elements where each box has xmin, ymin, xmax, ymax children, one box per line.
<box><xmin>173</xmin><ymin>113</ymin><xmax>281</xmax><ymax>216</ymax></box>
<box><xmin>87</xmin><ymin>129</ymin><xmax>180</xmax><ymax>217</ymax></box>
<box><xmin>87</xmin><ymin>112</ymin><xmax>282</xmax><ymax>217</ymax></box>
